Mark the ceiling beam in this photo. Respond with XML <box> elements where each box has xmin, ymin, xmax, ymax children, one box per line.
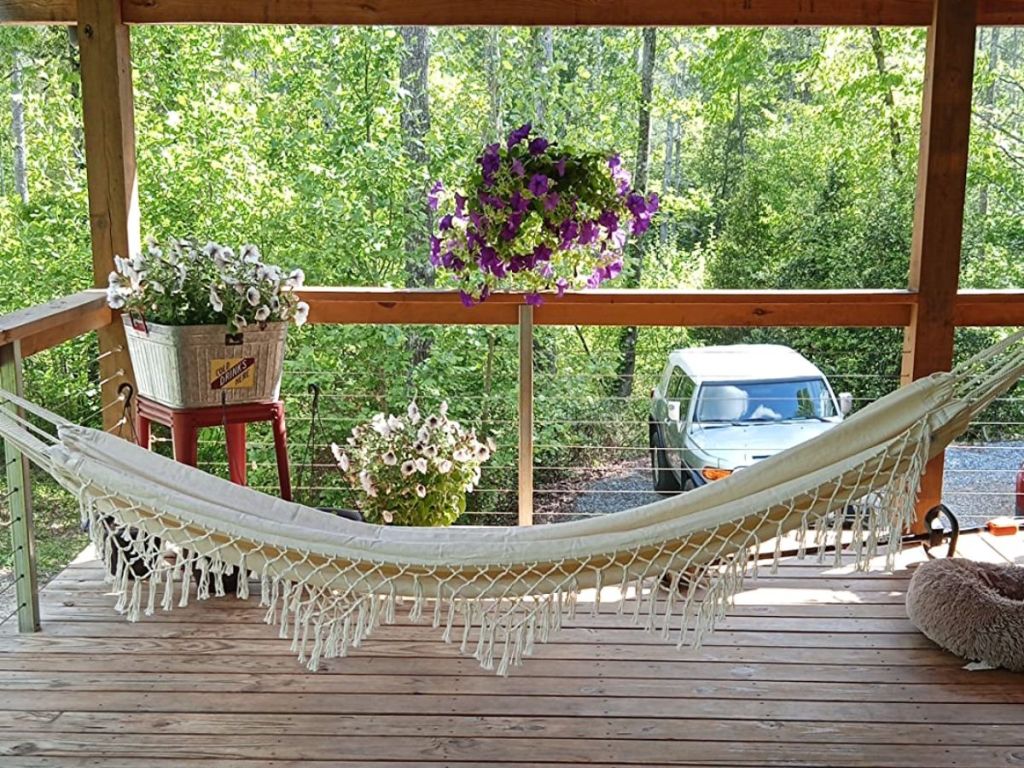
<box><xmin>4</xmin><ymin>0</ymin><xmax>1024</xmax><ymax>27</ymax></box>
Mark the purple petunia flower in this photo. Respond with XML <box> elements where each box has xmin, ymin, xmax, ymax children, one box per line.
<box><xmin>554</xmin><ymin>157</ymin><xmax>567</xmax><ymax>177</ymax></box>
<box><xmin>511</xmin><ymin>158</ymin><xmax>526</xmax><ymax>178</ymax></box>
<box><xmin>598</xmin><ymin>210</ymin><xmax>619</xmax><ymax>232</ymax></box>
<box><xmin>509</xmin><ymin>190</ymin><xmax>529</xmax><ymax>213</ymax></box>
<box><xmin>555</xmin><ymin>277</ymin><xmax>569</xmax><ymax>297</ymax></box>
<box><xmin>528</xmin><ymin>174</ymin><xmax>550</xmax><ymax>197</ymax></box>
<box><xmin>560</xmin><ymin>219</ymin><xmax>580</xmax><ymax>249</ymax></box>
<box><xmin>459</xmin><ymin>291</ymin><xmax>476</xmax><ymax>308</ymax></box>
<box><xmin>631</xmin><ymin>215</ymin><xmax>651</xmax><ymax>235</ymax></box>
<box><xmin>507</xmin><ymin>123</ymin><xmax>532</xmax><ymax>149</ymax></box>
<box><xmin>528</xmin><ymin>137</ymin><xmax>549</xmax><ymax>155</ymax></box>
<box><xmin>578</xmin><ymin>220</ymin><xmax>599</xmax><ymax>245</ymax></box>
<box><xmin>626</xmin><ymin>193</ymin><xmax>647</xmax><ymax>217</ymax></box>
<box><xmin>543</xmin><ymin>192</ymin><xmax>560</xmax><ymax>212</ymax></box>
<box><xmin>538</xmin><ymin>261</ymin><xmax>554</xmax><ymax>279</ymax></box>
<box><xmin>525</xmin><ymin>292</ymin><xmax>544</xmax><ymax>306</ymax></box>
<box><xmin>586</xmin><ymin>268</ymin><xmax>604</xmax><ymax>290</ymax></box>
<box><xmin>533</xmin><ymin>243</ymin><xmax>552</xmax><ymax>262</ymax></box>
<box><xmin>455</xmin><ymin>192</ymin><xmax>467</xmax><ymax>217</ymax></box>
<box><xmin>429</xmin><ymin>236</ymin><xmax>442</xmax><ymax>266</ymax></box>
<box><xmin>646</xmin><ymin>192</ymin><xmax>660</xmax><ymax>213</ymax></box>
<box><xmin>428</xmin><ymin>180</ymin><xmax>443</xmax><ymax>211</ymax></box>
<box><xmin>605</xmin><ymin>260</ymin><xmax>623</xmax><ymax>280</ymax></box>
<box><xmin>480</xmin><ymin>143</ymin><xmax>501</xmax><ymax>184</ymax></box>
<box><xmin>500</xmin><ymin>214</ymin><xmax>523</xmax><ymax>241</ymax></box>
<box><xmin>478</xmin><ymin>190</ymin><xmax>505</xmax><ymax>209</ymax></box>
<box><xmin>439</xmin><ymin>214</ymin><xmax>454</xmax><ymax>231</ymax></box>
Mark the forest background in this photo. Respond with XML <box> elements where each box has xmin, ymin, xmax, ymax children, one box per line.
<box><xmin>0</xmin><ymin>25</ymin><xmax>1021</xmax><ymax>548</ymax></box>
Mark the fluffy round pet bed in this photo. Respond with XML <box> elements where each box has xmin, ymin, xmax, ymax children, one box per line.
<box><xmin>906</xmin><ymin>558</ymin><xmax>1024</xmax><ymax>672</ymax></box>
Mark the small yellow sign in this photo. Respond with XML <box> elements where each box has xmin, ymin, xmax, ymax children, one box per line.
<box><xmin>210</xmin><ymin>357</ymin><xmax>257</xmax><ymax>390</ymax></box>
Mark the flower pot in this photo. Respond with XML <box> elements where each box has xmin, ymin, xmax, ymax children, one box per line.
<box><xmin>122</xmin><ymin>316</ymin><xmax>287</xmax><ymax>409</ymax></box>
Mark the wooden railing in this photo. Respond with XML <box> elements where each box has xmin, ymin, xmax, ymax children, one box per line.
<box><xmin>1</xmin><ymin>285</ymin><xmax>1024</xmax><ymax>633</ymax></box>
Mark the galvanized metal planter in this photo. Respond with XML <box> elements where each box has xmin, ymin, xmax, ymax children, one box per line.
<box><xmin>122</xmin><ymin>316</ymin><xmax>287</xmax><ymax>409</ymax></box>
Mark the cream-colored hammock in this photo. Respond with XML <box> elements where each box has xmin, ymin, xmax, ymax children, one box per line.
<box><xmin>2</xmin><ymin>332</ymin><xmax>1023</xmax><ymax>675</ymax></box>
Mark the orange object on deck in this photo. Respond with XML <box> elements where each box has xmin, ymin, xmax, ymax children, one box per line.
<box><xmin>986</xmin><ymin>517</ymin><xmax>1020</xmax><ymax>536</ymax></box>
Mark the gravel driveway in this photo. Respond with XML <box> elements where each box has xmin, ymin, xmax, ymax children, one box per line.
<box><xmin>566</xmin><ymin>443</ymin><xmax>1024</xmax><ymax>529</ymax></box>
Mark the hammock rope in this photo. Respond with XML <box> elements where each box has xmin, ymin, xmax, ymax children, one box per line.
<box><xmin>2</xmin><ymin>331</ymin><xmax>1023</xmax><ymax>675</ymax></box>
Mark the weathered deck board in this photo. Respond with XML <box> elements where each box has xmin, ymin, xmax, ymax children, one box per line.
<box><xmin>1</xmin><ymin>533</ymin><xmax>1022</xmax><ymax>767</ymax></box>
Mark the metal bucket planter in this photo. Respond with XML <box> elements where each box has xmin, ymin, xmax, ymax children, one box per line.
<box><xmin>122</xmin><ymin>316</ymin><xmax>287</xmax><ymax>409</ymax></box>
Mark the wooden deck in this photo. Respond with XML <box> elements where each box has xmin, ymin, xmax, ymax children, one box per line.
<box><xmin>0</xmin><ymin>533</ymin><xmax>1021</xmax><ymax>767</ymax></box>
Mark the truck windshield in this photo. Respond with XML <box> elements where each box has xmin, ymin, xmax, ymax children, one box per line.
<box><xmin>695</xmin><ymin>378</ymin><xmax>837</xmax><ymax>423</ymax></box>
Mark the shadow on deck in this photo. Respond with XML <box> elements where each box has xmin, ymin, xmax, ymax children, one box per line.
<box><xmin>0</xmin><ymin>532</ymin><xmax>1022</xmax><ymax>767</ymax></box>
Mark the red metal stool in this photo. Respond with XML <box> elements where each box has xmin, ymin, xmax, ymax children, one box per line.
<box><xmin>136</xmin><ymin>396</ymin><xmax>292</xmax><ymax>501</ymax></box>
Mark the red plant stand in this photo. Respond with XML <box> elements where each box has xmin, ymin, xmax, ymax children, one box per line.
<box><xmin>135</xmin><ymin>396</ymin><xmax>292</xmax><ymax>501</ymax></box>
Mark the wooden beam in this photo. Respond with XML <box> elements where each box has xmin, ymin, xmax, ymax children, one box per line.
<box><xmin>78</xmin><ymin>0</ymin><xmax>138</xmax><ymax>431</ymax></box>
<box><xmin>298</xmin><ymin>288</ymin><xmax>918</xmax><ymax>328</ymax></box>
<box><xmin>0</xmin><ymin>341</ymin><xmax>40</xmax><ymax>633</ymax></box>
<box><xmin>902</xmin><ymin>0</ymin><xmax>978</xmax><ymax>526</ymax></box>
<box><xmin>953</xmin><ymin>289</ymin><xmax>1024</xmax><ymax>327</ymax></box>
<box><xmin>4</xmin><ymin>0</ymin><xmax>1024</xmax><ymax>27</ymax></box>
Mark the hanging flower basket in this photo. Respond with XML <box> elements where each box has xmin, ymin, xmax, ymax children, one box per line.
<box><xmin>107</xmin><ymin>239</ymin><xmax>309</xmax><ymax>409</ymax></box>
<box><xmin>429</xmin><ymin>124</ymin><xmax>659</xmax><ymax>305</ymax></box>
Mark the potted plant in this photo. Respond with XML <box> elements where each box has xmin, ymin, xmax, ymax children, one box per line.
<box><xmin>331</xmin><ymin>401</ymin><xmax>493</xmax><ymax>526</ymax></box>
<box><xmin>106</xmin><ymin>238</ymin><xmax>310</xmax><ymax>409</ymax></box>
<box><xmin>429</xmin><ymin>123</ymin><xmax>659</xmax><ymax>305</ymax></box>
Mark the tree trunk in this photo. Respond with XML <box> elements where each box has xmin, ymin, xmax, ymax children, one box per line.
<box><xmin>659</xmin><ymin>116</ymin><xmax>675</xmax><ymax>245</ymax></box>
<box><xmin>978</xmin><ymin>27</ymin><xmax>1000</xmax><ymax>219</ymax></box>
<box><xmin>533</xmin><ymin>27</ymin><xmax>554</xmax><ymax>128</ymax></box>
<box><xmin>67</xmin><ymin>27</ymin><xmax>86</xmax><ymax>170</ymax></box>
<box><xmin>484</xmin><ymin>28</ymin><xmax>502</xmax><ymax>141</ymax></box>
<box><xmin>399</xmin><ymin>27</ymin><xmax>433</xmax><ymax>364</ymax></box>
<box><xmin>869</xmin><ymin>27</ymin><xmax>902</xmax><ymax>170</ymax></box>
<box><xmin>615</xmin><ymin>28</ymin><xmax>656</xmax><ymax>399</ymax></box>
<box><xmin>11</xmin><ymin>48</ymin><xmax>29</xmax><ymax>205</ymax></box>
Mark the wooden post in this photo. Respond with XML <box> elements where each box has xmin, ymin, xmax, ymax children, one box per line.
<box><xmin>518</xmin><ymin>305</ymin><xmax>534</xmax><ymax>526</ymax></box>
<box><xmin>0</xmin><ymin>341</ymin><xmax>40</xmax><ymax>632</ymax></box>
<box><xmin>902</xmin><ymin>0</ymin><xmax>978</xmax><ymax>527</ymax></box>
<box><xmin>77</xmin><ymin>0</ymin><xmax>139</xmax><ymax>432</ymax></box>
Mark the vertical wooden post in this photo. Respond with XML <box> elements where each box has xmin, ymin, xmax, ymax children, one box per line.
<box><xmin>902</xmin><ymin>0</ymin><xmax>978</xmax><ymax>527</ymax></box>
<box><xmin>78</xmin><ymin>0</ymin><xmax>139</xmax><ymax>432</ymax></box>
<box><xmin>518</xmin><ymin>305</ymin><xmax>534</xmax><ymax>526</ymax></box>
<box><xmin>0</xmin><ymin>342</ymin><xmax>40</xmax><ymax>632</ymax></box>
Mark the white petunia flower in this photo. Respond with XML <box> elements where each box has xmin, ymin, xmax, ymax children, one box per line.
<box><xmin>209</xmin><ymin>287</ymin><xmax>224</xmax><ymax>313</ymax></box>
<box><xmin>415</xmin><ymin>484</ymin><xmax>427</xmax><ymax>499</ymax></box>
<box><xmin>439</xmin><ymin>401</ymin><xmax>449</xmax><ymax>417</ymax></box>
<box><xmin>234</xmin><ymin>314</ymin><xmax>248</xmax><ymax>329</ymax></box>
<box><xmin>288</xmin><ymin>268</ymin><xmax>305</xmax><ymax>288</ymax></box>
<box><xmin>400</xmin><ymin>460</ymin><xmax>416</xmax><ymax>478</ymax></box>
<box><xmin>486</xmin><ymin>436</ymin><xmax>497</xmax><ymax>452</ymax></box>
<box><xmin>241</xmin><ymin>244</ymin><xmax>261</xmax><ymax>264</ymax></box>
<box><xmin>246</xmin><ymin>286</ymin><xmax>261</xmax><ymax>307</ymax></box>
<box><xmin>330</xmin><ymin>443</ymin><xmax>350</xmax><ymax>471</ymax></box>
<box><xmin>381</xmin><ymin>450</ymin><xmax>398</xmax><ymax>466</ymax></box>
<box><xmin>423</xmin><ymin>444</ymin><xmax>438</xmax><ymax>459</ymax></box>
<box><xmin>254</xmin><ymin>305</ymin><xmax>271</xmax><ymax>323</ymax></box>
<box><xmin>407</xmin><ymin>402</ymin><xmax>420</xmax><ymax>424</ymax></box>
<box><xmin>436</xmin><ymin>459</ymin><xmax>453</xmax><ymax>474</ymax></box>
<box><xmin>387</xmin><ymin>415</ymin><xmax>404</xmax><ymax>432</ymax></box>
<box><xmin>293</xmin><ymin>301</ymin><xmax>310</xmax><ymax>327</ymax></box>
<box><xmin>108</xmin><ymin>271</ymin><xmax>120</xmax><ymax>288</ymax></box>
<box><xmin>425</xmin><ymin>415</ymin><xmax>440</xmax><ymax>429</ymax></box>
<box><xmin>414</xmin><ymin>458</ymin><xmax>428</xmax><ymax>474</ymax></box>
<box><xmin>453</xmin><ymin>448</ymin><xmax>472</xmax><ymax>463</ymax></box>
<box><xmin>359</xmin><ymin>470</ymin><xmax>375</xmax><ymax>495</ymax></box>
<box><xmin>106</xmin><ymin>286</ymin><xmax>126</xmax><ymax>309</ymax></box>
<box><xmin>381</xmin><ymin>510</ymin><xmax>394</xmax><ymax>524</ymax></box>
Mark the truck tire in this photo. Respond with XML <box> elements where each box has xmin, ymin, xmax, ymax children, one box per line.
<box><xmin>650</xmin><ymin>425</ymin><xmax>682</xmax><ymax>495</ymax></box>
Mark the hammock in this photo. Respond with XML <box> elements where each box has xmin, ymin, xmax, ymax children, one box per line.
<box><xmin>2</xmin><ymin>331</ymin><xmax>1023</xmax><ymax>675</ymax></box>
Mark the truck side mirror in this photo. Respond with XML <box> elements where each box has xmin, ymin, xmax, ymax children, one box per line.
<box><xmin>667</xmin><ymin>401</ymin><xmax>681</xmax><ymax>423</ymax></box>
<box><xmin>838</xmin><ymin>392</ymin><xmax>854</xmax><ymax>416</ymax></box>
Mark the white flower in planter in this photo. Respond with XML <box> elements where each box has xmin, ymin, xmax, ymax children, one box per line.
<box><xmin>106</xmin><ymin>285</ymin><xmax>126</xmax><ymax>309</ymax></box>
<box><xmin>241</xmin><ymin>244</ymin><xmax>261</xmax><ymax>264</ymax></box>
<box><xmin>234</xmin><ymin>314</ymin><xmax>248</xmax><ymax>329</ymax></box>
<box><xmin>381</xmin><ymin>450</ymin><xmax>398</xmax><ymax>466</ymax></box>
<box><xmin>246</xmin><ymin>287</ymin><xmax>261</xmax><ymax>307</ymax></box>
<box><xmin>407</xmin><ymin>402</ymin><xmax>420</xmax><ymax>424</ymax></box>
<box><xmin>381</xmin><ymin>510</ymin><xmax>394</xmax><ymax>524</ymax></box>
<box><xmin>414</xmin><ymin>458</ymin><xmax>429</xmax><ymax>474</ymax></box>
<box><xmin>254</xmin><ymin>305</ymin><xmax>271</xmax><ymax>323</ymax></box>
<box><xmin>400</xmin><ymin>460</ymin><xmax>416</xmax><ymax>478</ymax></box>
<box><xmin>209</xmin><ymin>287</ymin><xmax>224</xmax><ymax>313</ymax></box>
<box><xmin>330</xmin><ymin>443</ymin><xmax>350</xmax><ymax>472</ymax></box>
<box><xmin>436</xmin><ymin>459</ymin><xmax>453</xmax><ymax>474</ymax></box>
<box><xmin>294</xmin><ymin>301</ymin><xmax>310</xmax><ymax>327</ymax></box>
<box><xmin>287</xmin><ymin>269</ymin><xmax>305</xmax><ymax>288</ymax></box>
<box><xmin>415</xmin><ymin>484</ymin><xmax>427</xmax><ymax>498</ymax></box>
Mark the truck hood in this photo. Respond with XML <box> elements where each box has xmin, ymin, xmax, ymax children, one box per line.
<box><xmin>689</xmin><ymin>420</ymin><xmax>839</xmax><ymax>469</ymax></box>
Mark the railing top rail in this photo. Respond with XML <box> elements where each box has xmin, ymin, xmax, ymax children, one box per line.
<box><xmin>0</xmin><ymin>290</ymin><xmax>111</xmax><ymax>356</ymax></box>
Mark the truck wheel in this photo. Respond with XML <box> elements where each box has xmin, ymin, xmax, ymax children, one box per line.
<box><xmin>650</xmin><ymin>426</ymin><xmax>681</xmax><ymax>495</ymax></box>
